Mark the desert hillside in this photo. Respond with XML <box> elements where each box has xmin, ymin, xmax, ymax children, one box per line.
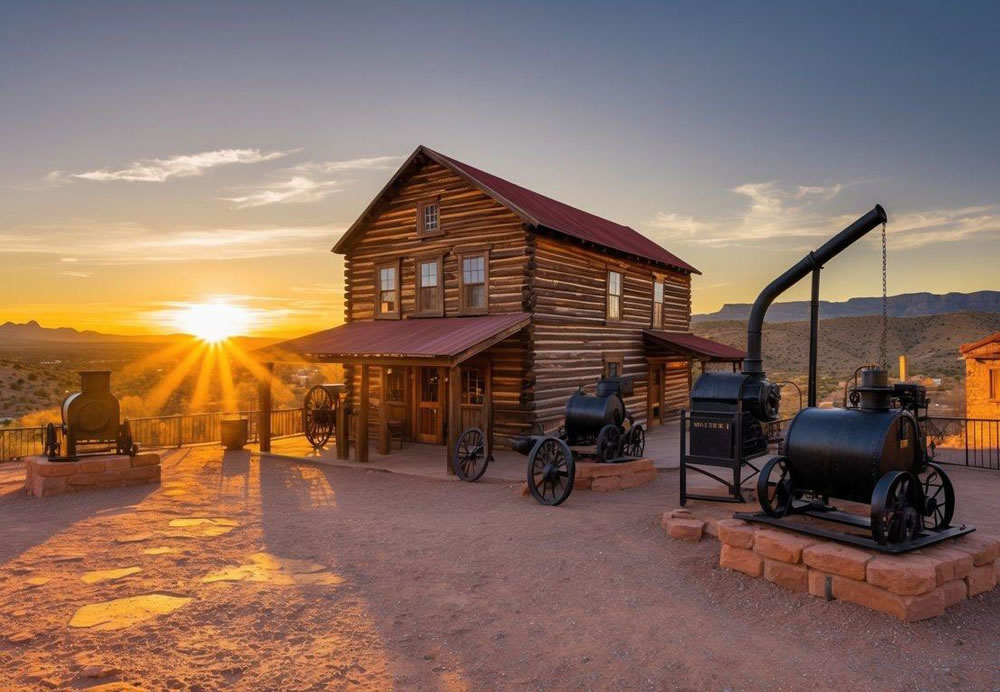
<box><xmin>694</xmin><ymin>311</ymin><xmax>1000</xmax><ymax>380</ymax></box>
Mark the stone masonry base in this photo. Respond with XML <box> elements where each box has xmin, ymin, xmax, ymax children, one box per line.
<box><xmin>663</xmin><ymin>508</ymin><xmax>1000</xmax><ymax>622</ymax></box>
<box><xmin>24</xmin><ymin>453</ymin><xmax>162</xmax><ymax>498</ymax></box>
<box><xmin>522</xmin><ymin>458</ymin><xmax>656</xmax><ymax>496</ymax></box>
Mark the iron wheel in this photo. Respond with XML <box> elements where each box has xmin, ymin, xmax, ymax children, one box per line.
<box><xmin>623</xmin><ymin>424</ymin><xmax>645</xmax><ymax>458</ymax></box>
<box><xmin>527</xmin><ymin>437</ymin><xmax>575</xmax><ymax>506</ymax></box>
<box><xmin>453</xmin><ymin>427</ymin><xmax>489</xmax><ymax>482</ymax></box>
<box><xmin>303</xmin><ymin>385</ymin><xmax>335</xmax><ymax>448</ymax></box>
<box><xmin>757</xmin><ymin>456</ymin><xmax>794</xmax><ymax>517</ymax></box>
<box><xmin>871</xmin><ymin>471</ymin><xmax>922</xmax><ymax>545</ymax></box>
<box><xmin>919</xmin><ymin>462</ymin><xmax>955</xmax><ymax>531</ymax></box>
<box><xmin>596</xmin><ymin>424</ymin><xmax>622</xmax><ymax>463</ymax></box>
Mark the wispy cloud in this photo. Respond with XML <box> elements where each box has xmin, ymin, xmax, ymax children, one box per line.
<box><xmin>66</xmin><ymin>148</ymin><xmax>290</xmax><ymax>183</ymax></box>
<box><xmin>223</xmin><ymin>154</ymin><xmax>401</xmax><ymax>209</ymax></box>
<box><xmin>223</xmin><ymin>176</ymin><xmax>342</xmax><ymax>209</ymax></box>
<box><xmin>0</xmin><ymin>221</ymin><xmax>343</xmax><ymax>263</ymax></box>
<box><xmin>647</xmin><ymin>181</ymin><xmax>1000</xmax><ymax>251</ymax></box>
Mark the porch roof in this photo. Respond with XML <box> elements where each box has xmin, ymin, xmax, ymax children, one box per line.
<box><xmin>643</xmin><ymin>330</ymin><xmax>746</xmax><ymax>362</ymax></box>
<box><xmin>260</xmin><ymin>313</ymin><xmax>531</xmax><ymax>366</ymax></box>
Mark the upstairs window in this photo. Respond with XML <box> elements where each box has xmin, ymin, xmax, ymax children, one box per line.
<box><xmin>991</xmin><ymin>369</ymin><xmax>1000</xmax><ymax>401</ymax></box>
<box><xmin>376</xmin><ymin>261</ymin><xmax>400</xmax><ymax>319</ymax></box>
<box><xmin>416</xmin><ymin>256</ymin><xmax>443</xmax><ymax>315</ymax></box>
<box><xmin>652</xmin><ymin>280</ymin><xmax>664</xmax><ymax>328</ymax></box>
<box><xmin>417</xmin><ymin>199</ymin><xmax>442</xmax><ymax>236</ymax></box>
<box><xmin>606</xmin><ymin>270</ymin><xmax>622</xmax><ymax>321</ymax></box>
<box><xmin>460</xmin><ymin>252</ymin><xmax>488</xmax><ymax>314</ymax></box>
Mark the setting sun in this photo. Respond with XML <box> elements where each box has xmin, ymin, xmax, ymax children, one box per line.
<box><xmin>173</xmin><ymin>302</ymin><xmax>250</xmax><ymax>343</ymax></box>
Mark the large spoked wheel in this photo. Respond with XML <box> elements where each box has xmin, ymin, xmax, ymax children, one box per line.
<box><xmin>871</xmin><ymin>471</ymin><xmax>922</xmax><ymax>545</ymax></box>
<box><xmin>596</xmin><ymin>424</ymin><xmax>622</xmax><ymax>463</ymax></box>
<box><xmin>527</xmin><ymin>437</ymin><xmax>575</xmax><ymax>506</ymax></box>
<box><xmin>453</xmin><ymin>427</ymin><xmax>489</xmax><ymax>482</ymax></box>
<box><xmin>757</xmin><ymin>456</ymin><xmax>795</xmax><ymax>518</ymax></box>
<box><xmin>622</xmin><ymin>424</ymin><xmax>645</xmax><ymax>458</ymax></box>
<box><xmin>919</xmin><ymin>462</ymin><xmax>955</xmax><ymax>531</ymax></box>
<box><xmin>303</xmin><ymin>385</ymin><xmax>336</xmax><ymax>448</ymax></box>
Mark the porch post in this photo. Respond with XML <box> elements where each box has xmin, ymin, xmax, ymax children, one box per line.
<box><xmin>646</xmin><ymin>362</ymin><xmax>654</xmax><ymax>425</ymax></box>
<box><xmin>258</xmin><ymin>361</ymin><xmax>273</xmax><ymax>453</ymax></box>
<box><xmin>378</xmin><ymin>366</ymin><xmax>390</xmax><ymax>455</ymax></box>
<box><xmin>484</xmin><ymin>360</ymin><xmax>494</xmax><ymax>453</ymax></box>
<box><xmin>335</xmin><ymin>390</ymin><xmax>350</xmax><ymax>459</ymax></box>
<box><xmin>358</xmin><ymin>364</ymin><xmax>370</xmax><ymax>463</ymax></box>
<box><xmin>447</xmin><ymin>364</ymin><xmax>461</xmax><ymax>474</ymax></box>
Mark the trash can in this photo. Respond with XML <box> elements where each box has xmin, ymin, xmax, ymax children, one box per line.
<box><xmin>221</xmin><ymin>418</ymin><xmax>248</xmax><ymax>451</ymax></box>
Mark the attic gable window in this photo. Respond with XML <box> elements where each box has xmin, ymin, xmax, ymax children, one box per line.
<box><xmin>417</xmin><ymin>199</ymin><xmax>442</xmax><ymax>237</ymax></box>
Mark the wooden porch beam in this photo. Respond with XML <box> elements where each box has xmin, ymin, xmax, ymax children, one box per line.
<box><xmin>446</xmin><ymin>364</ymin><xmax>461</xmax><ymax>475</ymax></box>
<box><xmin>358</xmin><ymin>364</ymin><xmax>370</xmax><ymax>463</ymax></box>
<box><xmin>258</xmin><ymin>361</ymin><xmax>273</xmax><ymax>453</ymax></box>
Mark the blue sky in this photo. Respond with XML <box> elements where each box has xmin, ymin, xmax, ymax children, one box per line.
<box><xmin>1</xmin><ymin>1</ymin><xmax>998</xmax><ymax>334</ymax></box>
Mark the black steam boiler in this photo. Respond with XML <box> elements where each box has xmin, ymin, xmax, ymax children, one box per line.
<box><xmin>44</xmin><ymin>370</ymin><xmax>137</xmax><ymax>460</ymax></box>
<box><xmin>562</xmin><ymin>377</ymin><xmax>645</xmax><ymax>462</ymax></box>
<box><xmin>682</xmin><ymin>204</ymin><xmax>972</xmax><ymax>551</ymax></box>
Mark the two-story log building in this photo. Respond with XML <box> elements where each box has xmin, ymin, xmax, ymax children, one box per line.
<box><xmin>266</xmin><ymin>145</ymin><xmax>743</xmax><ymax>467</ymax></box>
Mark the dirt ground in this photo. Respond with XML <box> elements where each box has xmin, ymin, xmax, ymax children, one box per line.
<box><xmin>0</xmin><ymin>448</ymin><xmax>999</xmax><ymax>691</ymax></box>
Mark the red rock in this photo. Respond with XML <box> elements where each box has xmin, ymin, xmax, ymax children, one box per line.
<box><xmin>939</xmin><ymin>579</ymin><xmax>968</xmax><ymax>608</ymax></box>
<box><xmin>105</xmin><ymin>457</ymin><xmax>132</xmax><ymax>472</ymax></box>
<box><xmin>590</xmin><ymin>476</ymin><xmax>622</xmax><ymax>492</ymax></box>
<box><xmin>807</xmin><ymin>570</ymin><xmax>836</xmax><ymax>600</ymax></box>
<box><xmin>866</xmin><ymin>554</ymin><xmax>937</xmax><ymax>596</ymax></box>
<box><xmin>831</xmin><ymin>576</ymin><xmax>906</xmax><ymax>620</ymax></box>
<box><xmin>32</xmin><ymin>461</ymin><xmax>78</xmax><ymax>478</ymax></box>
<box><xmin>953</xmin><ymin>533</ymin><xmax>1000</xmax><ymax>567</ymax></box>
<box><xmin>753</xmin><ymin>529</ymin><xmax>814</xmax><ymax>563</ymax></box>
<box><xmin>918</xmin><ymin>545</ymin><xmax>974</xmax><ymax>583</ymax></box>
<box><xmin>717</xmin><ymin>519</ymin><xmax>755</xmax><ymax>549</ymax></box>
<box><xmin>78</xmin><ymin>459</ymin><xmax>106</xmax><ymax>474</ymax></box>
<box><xmin>763</xmin><ymin>559</ymin><xmax>808</xmax><ymax>592</ymax></box>
<box><xmin>720</xmin><ymin>544</ymin><xmax>763</xmax><ymax>577</ymax></box>
<box><xmin>966</xmin><ymin>563</ymin><xmax>997</xmax><ymax>597</ymax></box>
<box><xmin>667</xmin><ymin>508</ymin><xmax>694</xmax><ymax>519</ymax></box>
<box><xmin>900</xmin><ymin>588</ymin><xmax>946</xmax><ymax>622</ymax></box>
<box><xmin>702</xmin><ymin>518</ymin><xmax>720</xmax><ymax>539</ymax></box>
<box><xmin>666</xmin><ymin>518</ymin><xmax>704</xmax><ymax>542</ymax></box>
<box><xmin>66</xmin><ymin>473</ymin><xmax>98</xmax><ymax>487</ymax></box>
<box><xmin>130</xmin><ymin>453</ymin><xmax>161</xmax><ymax>468</ymax></box>
<box><xmin>802</xmin><ymin>543</ymin><xmax>872</xmax><ymax>580</ymax></box>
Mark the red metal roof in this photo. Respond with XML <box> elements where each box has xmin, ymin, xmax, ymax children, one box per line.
<box><xmin>427</xmin><ymin>148</ymin><xmax>699</xmax><ymax>274</ymax></box>
<box><xmin>643</xmin><ymin>330</ymin><xmax>746</xmax><ymax>361</ymax></box>
<box><xmin>332</xmin><ymin>145</ymin><xmax>698</xmax><ymax>274</ymax></box>
<box><xmin>261</xmin><ymin>313</ymin><xmax>531</xmax><ymax>363</ymax></box>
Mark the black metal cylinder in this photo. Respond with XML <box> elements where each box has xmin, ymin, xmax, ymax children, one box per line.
<box><xmin>784</xmin><ymin>407</ymin><xmax>921</xmax><ymax>504</ymax></box>
<box><xmin>564</xmin><ymin>391</ymin><xmax>624</xmax><ymax>444</ymax></box>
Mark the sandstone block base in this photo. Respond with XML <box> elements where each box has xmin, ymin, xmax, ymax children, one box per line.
<box><xmin>664</xmin><ymin>508</ymin><xmax>1000</xmax><ymax>622</ymax></box>
<box><xmin>24</xmin><ymin>454</ymin><xmax>161</xmax><ymax>498</ymax></box>
<box><xmin>522</xmin><ymin>458</ymin><xmax>656</xmax><ymax>495</ymax></box>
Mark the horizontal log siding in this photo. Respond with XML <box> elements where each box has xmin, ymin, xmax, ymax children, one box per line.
<box><xmin>529</xmin><ymin>234</ymin><xmax>692</xmax><ymax>429</ymax></box>
<box><xmin>344</xmin><ymin>161</ymin><xmax>530</xmax><ymax>321</ymax></box>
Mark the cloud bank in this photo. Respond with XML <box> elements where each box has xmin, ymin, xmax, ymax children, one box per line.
<box><xmin>68</xmin><ymin>148</ymin><xmax>289</xmax><ymax>182</ymax></box>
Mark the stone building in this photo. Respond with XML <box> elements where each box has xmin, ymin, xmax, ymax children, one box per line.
<box><xmin>960</xmin><ymin>332</ymin><xmax>1000</xmax><ymax>419</ymax></box>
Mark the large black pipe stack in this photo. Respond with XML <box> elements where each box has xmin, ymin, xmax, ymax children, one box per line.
<box><xmin>743</xmin><ymin>205</ymin><xmax>887</xmax><ymax>379</ymax></box>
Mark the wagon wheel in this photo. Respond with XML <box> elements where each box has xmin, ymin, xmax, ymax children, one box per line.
<box><xmin>919</xmin><ymin>462</ymin><xmax>955</xmax><ymax>531</ymax></box>
<box><xmin>596</xmin><ymin>424</ymin><xmax>622</xmax><ymax>463</ymax></box>
<box><xmin>623</xmin><ymin>424</ymin><xmax>645</xmax><ymax>458</ymax></box>
<box><xmin>303</xmin><ymin>385</ymin><xmax>335</xmax><ymax>448</ymax></box>
<box><xmin>527</xmin><ymin>437</ymin><xmax>575</xmax><ymax>506</ymax></box>
<box><xmin>757</xmin><ymin>456</ymin><xmax>794</xmax><ymax>518</ymax></box>
<box><xmin>871</xmin><ymin>471</ymin><xmax>922</xmax><ymax>545</ymax></box>
<box><xmin>453</xmin><ymin>427</ymin><xmax>489</xmax><ymax>482</ymax></box>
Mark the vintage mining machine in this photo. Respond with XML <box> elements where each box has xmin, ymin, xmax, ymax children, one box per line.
<box><xmin>684</xmin><ymin>204</ymin><xmax>973</xmax><ymax>552</ymax></box>
<box><xmin>44</xmin><ymin>370</ymin><xmax>138</xmax><ymax>460</ymax></box>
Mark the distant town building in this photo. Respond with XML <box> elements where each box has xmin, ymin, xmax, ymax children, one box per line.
<box><xmin>960</xmin><ymin>332</ymin><xmax>1000</xmax><ymax>419</ymax></box>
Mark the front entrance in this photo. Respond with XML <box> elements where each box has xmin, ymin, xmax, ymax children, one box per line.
<box><xmin>415</xmin><ymin>367</ymin><xmax>443</xmax><ymax>444</ymax></box>
<box><xmin>647</xmin><ymin>358</ymin><xmax>692</xmax><ymax>425</ymax></box>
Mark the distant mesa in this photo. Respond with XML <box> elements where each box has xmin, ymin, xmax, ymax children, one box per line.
<box><xmin>694</xmin><ymin>290</ymin><xmax>1000</xmax><ymax>323</ymax></box>
<box><xmin>0</xmin><ymin>320</ymin><xmax>276</xmax><ymax>347</ymax></box>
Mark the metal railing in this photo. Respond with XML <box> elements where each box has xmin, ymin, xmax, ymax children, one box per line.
<box><xmin>0</xmin><ymin>408</ymin><xmax>303</xmax><ymax>462</ymax></box>
<box><xmin>925</xmin><ymin>416</ymin><xmax>1000</xmax><ymax>471</ymax></box>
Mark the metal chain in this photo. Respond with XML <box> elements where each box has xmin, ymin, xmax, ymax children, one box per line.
<box><xmin>880</xmin><ymin>221</ymin><xmax>888</xmax><ymax>370</ymax></box>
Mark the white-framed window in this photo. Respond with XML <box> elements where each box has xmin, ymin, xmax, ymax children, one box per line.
<box><xmin>417</xmin><ymin>199</ymin><xmax>443</xmax><ymax>236</ymax></box>
<box><xmin>652</xmin><ymin>280</ymin><xmax>664</xmax><ymax>328</ymax></box>
<box><xmin>416</xmin><ymin>256</ymin><xmax>443</xmax><ymax>315</ymax></box>
<box><xmin>607</xmin><ymin>270</ymin><xmax>622</xmax><ymax>321</ymax></box>
<box><xmin>460</xmin><ymin>254</ymin><xmax>488</xmax><ymax>313</ymax></box>
<box><xmin>376</xmin><ymin>261</ymin><xmax>399</xmax><ymax>318</ymax></box>
<box><xmin>423</xmin><ymin>203</ymin><xmax>439</xmax><ymax>232</ymax></box>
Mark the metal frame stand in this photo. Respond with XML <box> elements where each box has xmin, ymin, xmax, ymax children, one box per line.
<box><xmin>680</xmin><ymin>410</ymin><xmax>765</xmax><ymax>505</ymax></box>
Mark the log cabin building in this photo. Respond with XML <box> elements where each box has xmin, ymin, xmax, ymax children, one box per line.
<box><xmin>264</xmin><ymin>145</ymin><xmax>743</xmax><ymax>467</ymax></box>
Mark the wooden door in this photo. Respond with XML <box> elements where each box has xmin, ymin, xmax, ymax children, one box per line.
<box><xmin>459</xmin><ymin>365</ymin><xmax>486</xmax><ymax>431</ymax></box>
<box><xmin>384</xmin><ymin>366</ymin><xmax>407</xmax><ymax>432</ymax></box>
<box><xmin>416</xmin><ymin>367</ymin><xmax>442</xmax><ymax>444</ymax></box>
<box><xmin>648</xmin><ymin>365</ymin><xmax>663</xmax><ymax>426</ymax></box>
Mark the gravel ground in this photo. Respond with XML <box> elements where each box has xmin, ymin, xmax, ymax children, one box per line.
<box><xmin>0</xmin><ymin>448</ymin><xmax>999</xmax><ymax>690</ymax></box>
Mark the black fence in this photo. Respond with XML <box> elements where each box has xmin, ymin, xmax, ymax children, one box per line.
<box><xmin>0</xmin><ymin>408</ymin><xmax>303</xmax><ymax>462</ymax></box>
<box><xmin>925</xmin><ymin>416</ymin><xmax>1000</xmax><ymax>471</ymax></box>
